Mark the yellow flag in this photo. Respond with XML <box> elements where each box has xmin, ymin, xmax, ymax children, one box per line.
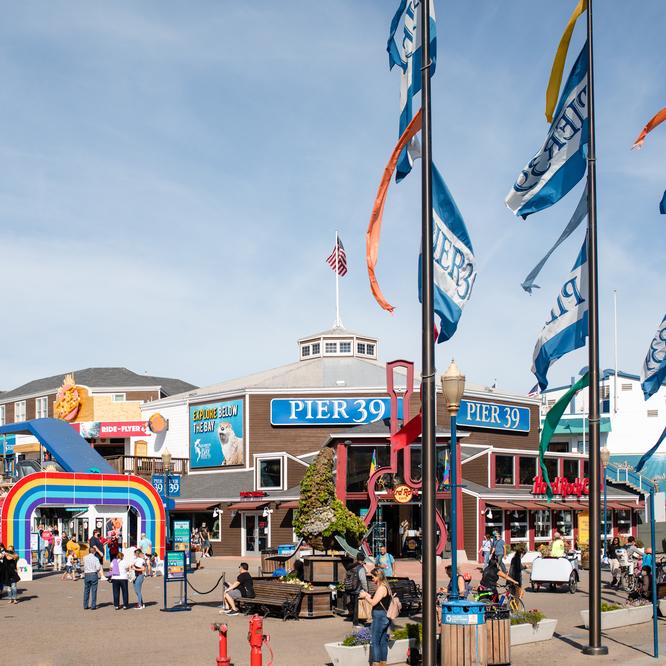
<box><xmin>545</xmin><ymin>0</ymin><xmax>587</xmax><ymax>123</ymax></box>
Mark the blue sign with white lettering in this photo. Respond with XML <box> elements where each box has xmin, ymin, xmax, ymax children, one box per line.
<box><xmin>458</xmin><ymin>400</ymin><xmax>530</xmax><ymax>433</ymax></box>
<box><xmin>168</xmin><ymin>474</ymin><xmax>181</xmax><ymax>497</ymax></box>
<box><xmin>270</xmin><ymin>397</ymin><xmax>403</xmax><ymax>426</ymax></box>
<box><xmin>1</xmin><ymin>435</ymin><xmax>15</xmax><ymax>456</ymax></box>
<box><xmin>152</xmin><ymin>475</ymin><xmax>165</xmax><ymax>496</ymax></box>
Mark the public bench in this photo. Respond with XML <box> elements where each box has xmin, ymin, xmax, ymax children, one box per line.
<box><xmin>237</xmin><ymin>579</ymin><xmax>303</xmax><ymax>621</ymax></box>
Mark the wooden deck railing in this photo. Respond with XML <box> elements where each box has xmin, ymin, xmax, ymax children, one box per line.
<box><xmin>105</xmin><ymin>455</ymin><xmax>189</xmax><ymax>477</ymax></box>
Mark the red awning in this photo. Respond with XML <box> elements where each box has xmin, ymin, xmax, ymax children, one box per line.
<box><xmin>173</xmin><ymin>502</ymin><xmax>217</xmax><ymax>511</ymax></box>
<box><xmin>486</xmin><ymin>501</ymin><xmax>517</xmax><ymax>510</ymax></box>
<box><xmin>279</xmin><ymin>501</ymin><xmax>299</xmax><ymax>510</ymax></box>
<box><xmin>510</xmin><ymin>501</ymin><xmax>544</xmax><ymax>510</ymax></box>
<box><xmin>227</xmin><ymin>501</ymin><xmax>269</xmax><ymax>511</ymax></box>
<box><xmin>620</xmin><ymin>501</ymin><xmax>642</xmax><ymax>510</ymax></box>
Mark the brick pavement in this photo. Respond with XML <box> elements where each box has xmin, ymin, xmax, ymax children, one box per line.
<box><xmin>1</xmin><ymin>556</ymin><xmax>663</xmax><ymax>665</ymax></box>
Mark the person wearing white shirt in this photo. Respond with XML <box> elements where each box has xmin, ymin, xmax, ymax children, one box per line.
<box><xmin>133</xmin><ymin>548</ymin><xmax>146</xmax><ymax>609</ymax></box>
<box><xmin>52</xmin><ymin>530</ymin><xmax>64</xmax><ymax>572</ymax></box>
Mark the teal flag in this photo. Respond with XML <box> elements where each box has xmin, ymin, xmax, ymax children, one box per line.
<box><xmin>539</xmin><ymin>372</ymin><xmax>589</xmax><ymax>499</ymax></box>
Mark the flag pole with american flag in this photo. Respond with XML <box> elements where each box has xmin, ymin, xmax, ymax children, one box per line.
<box><xmin>326</xmin><ymin>231</ymin><xmax>347</xmax><ymax>327</ymax></box>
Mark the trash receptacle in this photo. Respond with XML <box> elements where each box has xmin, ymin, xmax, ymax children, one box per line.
<box><xmin>440</xmin><ymin>599</ymin><xmax>487</xmax><ymax>666</ymax></box>
<box><xmin>485</xmin><ymin>604</ymin><xmax>511</xmax><ymax>665</ymax></box>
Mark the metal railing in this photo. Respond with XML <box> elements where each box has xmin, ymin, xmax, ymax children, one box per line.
<box><xmin>104</xmin><ymin>455</ymin><xmax>189</xmax><ymax>477</ymax></box>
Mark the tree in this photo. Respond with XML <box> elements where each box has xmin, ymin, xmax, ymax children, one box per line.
<box><xmin>294</xmin><ymin>447</ymin><xmax>367</xmax><ymax>551</ymax></box>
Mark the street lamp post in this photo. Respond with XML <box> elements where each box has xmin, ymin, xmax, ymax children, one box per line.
<box><xmin>162</xmin><ymin>448</ymin><xmax>172</xmax><ymax>549</ymax></box>
<box><xmin>442</xmin><ymin>360</ymin><xmax>466</xmax><ymax>600</ymax></box>
<box><xmin>600</xmin><ymin>447</ymin><xmax>610</xmax><ymax>558</ymax></box>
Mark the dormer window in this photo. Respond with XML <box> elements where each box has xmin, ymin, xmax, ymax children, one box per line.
<box><xmin>312</xmin><ymin>343</ymin><xmax>320</xmax><ymax>355</ymax></box>
<box><xmin>325</xmin><ymin>342</ymin><xmax>337</xmax><ymax>354</ymax></box>
<box><xmin>357</xmin><ymin>343</ymin><xmax>366</xmax><ymax>354</ymax></box>
<box><xmin>340</xmin><ymin>342</ymin><xmax>351</xmax><ymax>353</ymax></box>
<box><xmin>366</xmin><ymin>344</ymin><xmax>375</xmax><ymax>356</ymax></box>
<box><xmin>301</xmin><ymin>345</ymin><xmax>311</xmax><ymax>358</ymax></box>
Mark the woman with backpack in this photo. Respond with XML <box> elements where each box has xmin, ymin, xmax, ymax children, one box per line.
<box><xmin>359</xmin><ymin>568</ymin><xmax>393</xmax><ymax>666</ymax></box>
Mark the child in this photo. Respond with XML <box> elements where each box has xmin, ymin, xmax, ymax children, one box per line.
<box><xmin>73</xmin><ymin>555</ymin><xmax>82</xmax><ymax>580</ymax></box>
<box><xmin>61</xmin><ymin>552</ymin><xmax>74</xmax><ymax>580</ymax></box>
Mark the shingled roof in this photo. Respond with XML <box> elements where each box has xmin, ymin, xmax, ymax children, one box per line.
<box><xmin>0</xmin><ymin>367</ymin><xmax>197</xmax><ymax>402</ymax></box>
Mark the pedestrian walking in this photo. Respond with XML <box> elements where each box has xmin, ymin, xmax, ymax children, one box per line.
<box><xmin>377</xmin><ymin>545</ymin><xmax>395</xmax><ymax>577</ymax></box>
<box><xmin>110</xmin><ymin>552</ymin><xmax>130</xmax><ymax>610</ymax></box>
<box><xmin>200</xmin><ymin>523</ymin><xmax>211</xmax><ymax>557</ymax></box>
<box><xmin>52</xmin><ymin>530</ymin><xmax>63</xmax><ymax>572</ymax></box>
<box><xmin>82</xmin><ymin>548</ymin><xmax>101</xmax><ymax>610</ymax></box>
<box><xmin>492</xmin><ymin>530</ymin><xmax>507</xmax><ymax>573</ymax></box>
<box><xmin>479</xmin><ymin>533</ymin><xmax>492</xmax><ymax>566</ymax></box>
<box><xmin>132</xmin><ymin>548</ymin><xmax>146</xmax><ymax>609</ymax></box>
<box><xmin>62</xmin><ymin>552</ymin><xmax>75</xmax><ymax>580</ymax></box>
<box><xmin>358</xmin><ymin>568</ymin><xmax>392</xmax><ymax>666</ymax></box>
<box><xmin>344</xmin><ymin>552</ymin><xmax>369</xmax><ymax>627</ymax></box>
<box><xmin>1</xmin><ymin>546</ymin><xmax>21</xmax><ymax>604</ymax></box>
<box><xmin>508</xmin><ymin>544</ymin><xmax>526</xmax><ymax>591</ymax></box>
<box><xmin>89</xmin><ymin>529</ymin><xmax>105</xmax><ymax>565</ymax></box>
<box><xmin>607</xmin><ymin>536</ymin><xmax>622</xmax><ymax>588</ymax></box>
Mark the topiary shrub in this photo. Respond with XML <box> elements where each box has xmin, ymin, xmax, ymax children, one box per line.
<box><xmin>294</xmin><ymin>448</ymin><xmax>367</xmax><ymax>551</ymax></box>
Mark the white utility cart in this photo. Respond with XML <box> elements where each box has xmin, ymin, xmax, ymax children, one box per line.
<box><xmin>530</xmin><ymin>553</ymin><xmax>580</xmax><ymax>593</ymax></box>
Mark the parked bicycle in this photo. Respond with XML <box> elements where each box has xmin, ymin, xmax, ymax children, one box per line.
<box><xmin>474</xmin><ymin>581</ymin><xmax>525</xmax><ymax>614</ymax></box>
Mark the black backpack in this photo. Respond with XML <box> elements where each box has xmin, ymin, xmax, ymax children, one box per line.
<box><xmin>344</xmin><ymin>564</ymin><xmax>361</xmax><ymax>592</ymax></box>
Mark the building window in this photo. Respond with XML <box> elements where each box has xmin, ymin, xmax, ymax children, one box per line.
<box><xmin>311</xmin><ymin>343</ymin><xmax>320</xmax><ymax>355</ymax></box>
<box><xmin>357</xmin><ymin>343</ymin><xmax>366</xmax><ymax>354</ymax></box>
<box><xmin>301</xmin><ymin>345</ymin><xmax>311</xmax><ymax>358</ymax></box>
<box><xmin>14</xmin><ymin>401</ymin><xmax>26</xmax><ymax>422</ymax></box>
<box><xmin>621</xmin><ymin>383</ymin><xmax>632</xmax><ymax>391</ymax></box>
<box><xmin>508</xmin><ymin>510</ymin><xmax>528</xmax><ymax>541</ymax></box>
<box><xmin>534</xmin><ymin>510</ymin><xmax>551</xmax><ymax>540</ymax></box>
<box><xmin>495</xmin><ymin>455</ymin><xmax>514</xmax><ymax>485</ymax></box>
<box><xmin>583</xmin><ymin>460</ymin><xmax>589</xmax><ymax>477</ymax></box>
<box><xmin>0</xmin><ymin>405</ymin><xmax>5</xmax><ymax>425</ymax></box>
<box><xmin>366</xmin><ymin>344</ymin><xmax>375</xmax><ymax>356</ymax></box>
<box><xmin>339</xmin><ymin>342</ymin><xmax>351</xmax><ymax>353</ymax></box>
<box><xmin>601</xmin><ymin>386</ymin><xmax>610</xmax><ymax>399</ymax></box>
<box><xmin>554</xmin><ymin>510</ymin><xmax>573</xmax><ymax>539</ymax></box>
<box><xmin>647</xmin><ymin>409</ymin><xmax>658</xmax><ymax>418</ymax></box>
<box><xmin>543</xmin><ymin>458</ymin><xmax>558</xmax><ymax>482</ymax></box>
<box><xmin>112</xmin><ymin>393</ymin><xmax>126</xmax><ymax>402</ymax></box>
<box><xmin>257</xmin><ymin>458</ymin><xmax>283</xmax><ymax>490</ymax></box>
<box><xmin>616</xmin><ymin>509</ymin><xmax>631</xmax><ymax>536</ymax></box>
<box><xmin>563</xmin><ymin>459</ymin><xmax>579</xmax><ymax>480</ymax></box>
<box><xmin>519</xmin><ymin>457</ymin><xmax>536</xmax><ymax>485</ymax></box>
<box><xmin>484</xmin><ymin>509</ymin><xmax>504</xmax><ymax>538</ymax></box>
<box><xmin>346</xmin><ymin>446</ymin><xmax>390</xmax><ymax>492</ymax></box>
<box><xmin>35</xmin><ymin>397</ymin><xmax>48</xmax><ymax>419</ymax></box>
<box><xmin>325</xmin><ymin>342</ymin><xmax>337</xmax><ymax>354</ymax></box>
<box><xmin>600</xmin><ymin>511</ymin><xmax>613</xmax><ymax>539</ymax></box>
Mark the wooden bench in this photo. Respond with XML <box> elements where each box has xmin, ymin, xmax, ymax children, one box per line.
<box><xmin>237</xmin><ymin>579</ymin><xmax>303</xmax><ymax>621</ymax></box>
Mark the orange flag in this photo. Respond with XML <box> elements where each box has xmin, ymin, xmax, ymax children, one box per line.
<box><xmin>632</xmin><ymin>108</ymin><xmax>666</xmax><ymax>149</ymax></box>
<box><xmin>366</xmin><ymin>110</ymin><xmax>422</xmax><ymax>312</ymax></box>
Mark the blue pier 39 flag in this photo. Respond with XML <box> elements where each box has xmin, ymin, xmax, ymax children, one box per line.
<box><xmin>532</xmin><ymin>234</ymin><xmax>589</xmax><ymax>391</ymax></box>
<box><xmin>419</xmin><ymin>164</ymin><xmax>477</xmax><ymax>342</ymax></box>
<box><xmin>506</xmin><ymin>46</ymin><xmax>589</xmax><ymax>219</ymax></box>
<box><xmin>640</xmin><ymin>314</ymin><xmax>666</xmax><ymax>400</ymax></box>
<box><xmin>387</xmin><ymin>0</ymin><xmax>437</xmax><ymax>182</ymax></box>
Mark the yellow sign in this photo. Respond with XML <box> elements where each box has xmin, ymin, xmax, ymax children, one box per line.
<box><xmin>54</xmin><ymin>373</ymin><xmax>81</xmax><ymax>422</ymax></box>
<box><xmin>393</xmin><ymin>484</ymin><xmax>414</xmax><ymax>504</ymax></box>
<box><xmin>578</xmin><ymin>511</ymin><xmax>589</xmax><ymax>546</ymax></box>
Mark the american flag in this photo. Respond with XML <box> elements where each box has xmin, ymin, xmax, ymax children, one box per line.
<box><xmin>326</xmin><ymin>238</ymin><xmax>347</xmax><ymax>276</ymax></box>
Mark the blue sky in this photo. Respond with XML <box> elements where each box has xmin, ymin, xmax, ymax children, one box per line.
<box><xmin>0</xmin><ymin>0</ymin><xmax>663</xmax><ymax>394</ymax></box>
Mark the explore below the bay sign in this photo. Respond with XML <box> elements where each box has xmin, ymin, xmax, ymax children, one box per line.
<box><xmin>189</xmin><ymin>399</ymin><xmax>244</xmax><ymax>469</ymax></box>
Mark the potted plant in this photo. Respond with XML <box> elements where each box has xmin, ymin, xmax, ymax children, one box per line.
<box><xmin>510</xmin><ymin>609</ymin><xmax>558</xmax><ymax>645</ymax></box>
<box><xmin>294</xmin><ymin>449</ymin><xmax>366</xmax><ymax>583</ymax></box>
<box><xmin>324</xmin><ymin>624</ymin><xmax>420</xmax><ymax>666</ymax></box>
<box><xmin>580</xmin><ymin>600</ymin><xmax>654</xmax><ymax>629</ymax></box>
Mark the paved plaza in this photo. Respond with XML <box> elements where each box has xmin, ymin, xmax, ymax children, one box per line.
<box><xmin>2</xmin><ymin>556</ymin><xmax>663</xmax><ymax>665</ymax></box>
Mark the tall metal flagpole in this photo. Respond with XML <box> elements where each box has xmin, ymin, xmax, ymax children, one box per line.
<box><xmin>335</xmin><ymin>230</ymin><xmax>341</xmax><ymax>327</ymax></box>
<box><xmin>582</xmin><ymin>0</ymin><xmax>608</xmax><ymax>656</ymax></box>
<box><xmin>613</xmin><ymin>289</ymin><xmax>618</xmax><ymax>413</ymax></box>
<box><xmin>419</xmin><ymin>1</ymin><xmax>437</xmax><ymax>664</ymax></box>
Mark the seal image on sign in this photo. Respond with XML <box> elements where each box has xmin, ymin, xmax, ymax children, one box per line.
<box><xmin>218</xmin><ymin>422</ymin><xmax>243</xmax><ymax>466</ymax></box>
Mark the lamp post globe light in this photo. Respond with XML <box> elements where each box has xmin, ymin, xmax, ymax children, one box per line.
<box><xmin>161</xmin><ymin>448</ymin><xmax>172</xmax><ymax>547</ymax></box>
<box><xmin>600</xmin><ymin>446</ymin><xmax>610</xmax><ymax>558</ymax></box>
<box><xmin>441</xmin><ymin>360</ymin><xmax>465</xmax><ymax>600</ymax></box>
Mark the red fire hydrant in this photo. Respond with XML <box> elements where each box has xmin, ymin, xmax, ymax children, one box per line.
<box><xmin>210</xmin><ymin>623</ymin><xmax>231</xmax><ymax>666</ymax></box>
<box><xmin>248</xmin><ymin>614</ymin><xmax>273</xmax><ymax>666</ymax></box>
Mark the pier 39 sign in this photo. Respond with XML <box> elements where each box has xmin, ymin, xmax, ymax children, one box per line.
<box><xmin>270</xmin><ymin>397</ymin><xmax>530</xmax><ymax>432</ymax></box>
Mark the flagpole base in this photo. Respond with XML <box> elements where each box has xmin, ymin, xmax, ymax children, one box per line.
<box><xmin>581</xmin><ymin>646</ymin><xmax>609</xmax><ymax>656</ymax></box>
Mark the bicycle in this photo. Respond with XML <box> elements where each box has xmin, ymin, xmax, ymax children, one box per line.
<box><xmin>474</xmin><ymin>582</ymin><xmax>525</xmax><ymax>614</ymax></box>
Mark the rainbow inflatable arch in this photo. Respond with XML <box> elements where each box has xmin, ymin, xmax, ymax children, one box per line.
<box><xmin>0</xmin><ymin>472</ymin><xmax>165</xmax><ymax>563</ymax></box>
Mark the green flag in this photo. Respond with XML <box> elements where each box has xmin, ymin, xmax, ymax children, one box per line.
<box><xmin>539</xmin><ymin>372</ymin><xmax>590</xmax><ymax>500</ymax></box>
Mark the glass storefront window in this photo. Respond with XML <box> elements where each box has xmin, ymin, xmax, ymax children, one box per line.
<box><xmin>508</xmin><ymin>510</ymin><xmax>528</xmax><ymax>541</ymax></box>
<box><xmin>583</xmin><ymin>460</ymin><xmax>589</xmax><ymax>477</ymax></box>
<box><xmin>535</xmin><ymin>510</ymin><xmax>551</xmax><ymax>539</ymax></box>
<box><xmin>485</xmin><ymin>509</ymin><xmax>504</xmax><ymax>538</ymax></box>
<box><xmin>563</xmin><ymin>459</ymin><xmax>579</xmax><ymax>480</ymax></box>
<box><xmin>553</xmin><ymin>510</ymin><xmax>573</xmax><ymax>538</ymax></box>
<box><xmin>346</xmin><ymin>446</ymin><xmax>390</xmax><ymax>492</ymax></box>
<box><xmin>543</xmin><ymin>458</ymin><xmax>559</xmax><ymax>481</ymax></box>
<box><xmin>519</xmin><ymin>457</ymin><xmax>536</xmax><ymax>485</ymax></box>
<box><xmin>600</xmin><ymin>510</ymin><xmax>613</xmax><ymax>538</ymax></box>
<box><xmin>495</xmin><ymin>455</ymin><xmax>514</xmax><ymax>485</ymax></box>
<box><xmin>616</xmin><ymin>509</ymin><xmax>631</xmax><ymax>535</ymax></box>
